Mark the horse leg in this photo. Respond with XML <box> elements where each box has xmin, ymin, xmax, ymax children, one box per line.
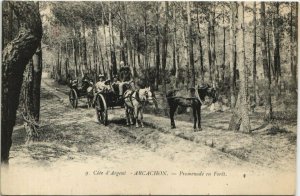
<box><xmin>135</xmin><ymin>107</ymin><xmax>139</xmax><ymax>128</ymax></box>
<box><xmin>197</xmin><ymin>104</ymin><xmax>202</xmax><ymax>131</ymax></box>
<box><xmin>140</xmin><ymin>108</ymin><xmax>144</xmax><ymax>128</ymax></box>
<box><xmin>193</xmin><ymin>105</ymin><xmax>197</xmax><ymax>130</ymax></box>
<box><xmin>128</xmin><ymin>108</ymin><xmax>134</xmax><ymax>125</ymax></box>
<box><xmin>125</xmin><ymin>105</ymin><xmax>130</xmax><ymax>126</ymax></box>
<box><xmin>130</xmin><ymin>109</ymin><xmax>134</xmax><ymax>125</ymax></box>
<box><xmin>170</xmin><ymin>103</ymin><xmax>178</xmax><ymax>129</ymax></box>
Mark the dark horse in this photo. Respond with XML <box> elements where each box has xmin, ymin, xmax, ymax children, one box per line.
<box><xmin>166</xmin><ymin>84</ymin><xmax>217</xmax><ymax>131</ymax></box>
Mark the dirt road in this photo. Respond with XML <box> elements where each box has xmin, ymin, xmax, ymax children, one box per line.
<box><xmin>2</xmin><ymin>76</ymin><xmax>296</xmax><ymax>194</ymax></box>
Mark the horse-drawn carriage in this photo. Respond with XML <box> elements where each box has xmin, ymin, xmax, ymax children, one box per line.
<box><xmin>68</xmin><ymin>78</ymin><xmax>93</xmax><ymax>108</ymax></box>
<box><xmin>94</xmin><ymin>81</ymin><xmax>156</xmax><ymax>127</ymax></box>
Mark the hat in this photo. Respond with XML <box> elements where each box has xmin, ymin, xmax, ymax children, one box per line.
<box><xmin>98</xmin><ymin>74</ymin><xmax>105</xmax><ymax>78</ymax></box>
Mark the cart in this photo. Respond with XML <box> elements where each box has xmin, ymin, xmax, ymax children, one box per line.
<box><xmin>69</xmin><ymin>79</ymin><xmax>93</xmax><ymax>108</ymax></box>
<box><xmin>94</xmin><ymin>86</ymin><xmax>126</xmax><ymax>125</ymax></box>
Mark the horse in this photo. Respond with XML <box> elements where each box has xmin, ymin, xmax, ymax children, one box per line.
<box><xmin>124</xmin><ymin>87</ymin><xmax>156</xmax><ymax>128</ymax></box>
<box><xmin>166</xmin><ymin>84</ymin><xmax>217</xmax><ymax>131</ymax></box>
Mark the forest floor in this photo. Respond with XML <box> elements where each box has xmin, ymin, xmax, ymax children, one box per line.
<box><xmin>2</xmin><ymin>73</ymin><xmax>297</xmax><ymax>194</ymax></box>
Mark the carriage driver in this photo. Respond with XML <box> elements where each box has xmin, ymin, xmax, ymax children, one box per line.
<box><xmin>118</xmin><ymin>61</ymin><xmax>132</xmax><ymax>97</ymax></box>
<box><xmin>81</xmin><ymin>73</ymin><xmax>91</xmax><ymax>92</ymax></box>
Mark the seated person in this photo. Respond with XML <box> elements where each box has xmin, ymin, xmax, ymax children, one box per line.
<box><xmin>119</xmin><ymin>65</ymin><xmax>131</xmax><ymax>82</ymax></box>
<box><xmin>70</xmin><ymin>79</ymin><xmax>78</xmax><ymax>88</ymax></box>
<box><xmin>94</xmin><ymin>74</ymin><xmax>111</xmax><ymax>93</ymax></box>
<box><xmin>111</xmin><ymin>75</ymin><xmax>120</xmax><ymax>94</ymax></box>
<box><xmin>118</xmin><ymin>62</ymin><xmax>132</xmax><ymax>97</ymax></box>
<box><xmin>81</xmin><ymin>73</ymin><xmax>91</xmax><ymax>92</ymax></box>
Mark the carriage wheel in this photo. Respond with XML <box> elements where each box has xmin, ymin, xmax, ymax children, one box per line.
<box><xmin>95</xmin><ymin>94</ymin><xmax>108</xmax><ymax>125</ymax></box>
<box><xmin>69</xmin><ymin>89</ymin><xmax>78</xmax><ymax>108</ymax></box>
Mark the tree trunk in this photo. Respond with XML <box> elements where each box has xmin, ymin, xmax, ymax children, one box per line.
<box><xmin>211</xmin><ymin>5</ymin><xmax>218</xmax><ymax>85</ymax></box>
<box><xmin>243</xmin><ymin>3</ymin><xmax>248</xmax><ymax>99</ymax></box>
<box><xmin>183</xmin><ymin>24</ymin><xmax>190</xmax><ymax>88</ymax></box>
<box><xmin>208</xmin><ymin>13</ymin><xmax>212</xmax><ymax>83</ymax></box>
<box><xmin>2</xmin><ymin>1</ymin><xmax>42</xmax><ymax>163</ymax></box>
<box><xmin>260</xmin><ymin>2</ymin><xmax>272</xmax><ymax>121</ymax></box>
<box><xmin>101</xmin><ymin>7</ymin><xmax>110</xmax><ymax>78</ymax></box>
<box><xmin>196</xmin><ymin>5</ymin><xmax>204</xmax><ymax>83</ymax></box>
<box><xmin>123</xmin><ymin>3</ymin><xmax>128</xmax><ymax>65</ymax></box>
<box><xmin>56</xmin><ymin>45</ymin><xmax>61</xmax><ymax>81</ymax></box>
<box><xmin>172</xmin><ymin>5</ymin><xmax>176</xmax><ymax>76</ymax></box>
<box><xmin>155</xmin><ymin>2</ymin><xmax>160</xmax><ymax>89</ymax></box>
<box><xmin>143</xmin><ymin>12</ymin><xmax>148</xmax><ymax>70</ymax></box>
<box><xmin>65</xmin><ymin>41</ymin><xmax>69</xmax><ymax>80</ymax></box>
<box><xmin>109</xmin><ymin>9</ymin><xmax>117</xmax><ymax>77</ymax></box>
<box><xmin>3</xmin><ymin>2</ymin><xmax>14</xmax><ymax>48</ymax></box>
<box><xmin>21</xmin><ymin>44</ymin><xmax>42</xmax><ymax>144</ymax></box>
<box><xmin>174</xmin><ymin>5</ymin><xmax>179</xmax><ymax>87</ymax></box>
<box><xmin>222</xmin><ymin>10</ymin><xmax>226</xmax><ymax>83</ymax></box>
<box><xmin>267</xmin><ymin>27</ymin><xmax>274</xmax><ymax>78</ymax></box>
<box><xmin>295</xmin><ymin>3</ymin><xmax>298</xmax><ymax>86</ymax></box>
<box><xmin>112</xmin><ymin>23</ymin><xmax>117</xmax><ymax>72</ymax></box>
<box><xmin>120</xmin><ymin>3</ymin><xmax>126</xmax><ymax>65</ymax></box>
<box><xmin>92</xmin><ymin>24</ymin><xmax>98</xmax><ymax>75</ymax></box>
<box><xmin>187</xmin><ymin>2</ymin><xmax>195</xmax><ymax>87</ymax></box>
<box><xmin>230</xmin><ymin>2</ymin><xmax>237</xmax><ymax>108</ymax></box>
<box><xmin>78</xmin><ymin>39</ymin><xmax>83</xmax><ymax>77</ymax></box>
<box><xmin>128</xmin><ymin>40</ymin><xmax>134</xmax><ymax>78</ymax></box>
<box><xmin>273</xmin><ymin>3</ymin><xmax>281</xmax><ymax>85</ymax></box>
<box><xmin>162</xmin><ymin>1</ymin><xmax>169</xmax><ymax>94</ymax></box>
<box><xmin>124</xmin><ymin>4</ymin><xmax>134</xmax><ymax>77</ymax></box>
<box><xmin>252</xmin><ymin>2</ymin><xmax>257</xmax><ymax>105</ymax></box>
<box><xmin>136</xmin><ymin>24</ymin><xmax>141</xmax><ymax>69</ymax></box>
<box><xmin>82</xmin><ymin>21</ymin><xmax>87</xmax><ymax>72</ymax></box>
<box><xmin>98</xmin><ymin>43</ymin><xmax>104</xmax><ymax>75</ymax></box>
<box><xmin>32</xmin><ymin>44</ymin><xmax>42</xmax><ymax>121</ymax></box>
<box><xmin>290</xmin><ymin>3</ymin><xmax>296</xmax><ymax>87</ymax></box>
<box><xmin>229</xmin><ymin>2</ymin><xmax>250</xmax><ymax>132</ymax></box>
<box><xmin>72</xmin><ymin>38</ymin><xmax>78</xmax><ymax>77</ymax></box>
<box><xmin>22</xmin><ymin>60</ymin><xmax>36</xmax><ymax>143</ymax></box>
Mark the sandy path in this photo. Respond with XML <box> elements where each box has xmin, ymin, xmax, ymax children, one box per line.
<box><xmin>2</xmin><ymin>77</ymin><xmax>296</xmax><ymax>195</ymax></box>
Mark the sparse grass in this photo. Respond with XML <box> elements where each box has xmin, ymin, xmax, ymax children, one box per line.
<box><xmin>266</xmin><ymin>125</ymin><xmax>289</xmax><ymax>135</ymax></box>
<box><xmin>9</xmin><ymin>78</ymin><xmax>297</xmax><ymax>172</ymax></box>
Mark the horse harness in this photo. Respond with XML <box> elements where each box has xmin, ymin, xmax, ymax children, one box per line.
<box><xmin>125</xmin><ymin>89</ymin><xmax>147</xmax><ymax>108</ymax></box>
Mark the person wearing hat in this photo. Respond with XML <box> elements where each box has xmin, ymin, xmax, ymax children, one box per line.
<box><xmin>111</xmin><ymin>75</ymin><xmax>120</xmax><ymax>94</ymax></box>
<box><xmin>95</xmin><ymin>74</ymin><xmax>107</xmax><ymax>92</ymax></box>
<box><xmin>119</xmin><ymin>61</ymin><xmax>131</xmax><ymax>82</ymax></box>
<box><xmin>81</xmin><ymin>73</ymin><xmax>91</xmax><ymax>92</ymax></box>
<box><xmin>118</xmin><ymin>61</ymin><xmax>132</xmax><ymax>97</ymax></box>
<box><xmin>92</xmin><ymin>74</ymin><xmax>110</xmax><ymax>104</ymax></box>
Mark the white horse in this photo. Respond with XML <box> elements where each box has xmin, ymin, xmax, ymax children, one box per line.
<box><xmin>124</xmin><ymin>87</ymin><xmax>156</xmax><ymax>128</ymax></box>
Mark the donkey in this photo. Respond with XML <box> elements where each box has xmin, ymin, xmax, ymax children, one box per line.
<box><xmin>124</xmin><ymin>87</ymin><xmax>156</xmax><ymax>128</ymax></box>
<box><xmin>166</xmin><ymin>84</ymin><xmax>217</xmax><ymax>131</ymax></box>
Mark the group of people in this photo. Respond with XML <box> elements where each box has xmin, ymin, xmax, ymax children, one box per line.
<box><xmin>93</xmin><ymin>61</ymin><xmax>133</xmax><ymax>98</ymax></box>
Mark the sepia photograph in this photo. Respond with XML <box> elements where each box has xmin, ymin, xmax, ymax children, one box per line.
<box><xmin>1</xmin><ymin>1</ymin><xmax>298</xmax><ymax>195</ymax></box>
